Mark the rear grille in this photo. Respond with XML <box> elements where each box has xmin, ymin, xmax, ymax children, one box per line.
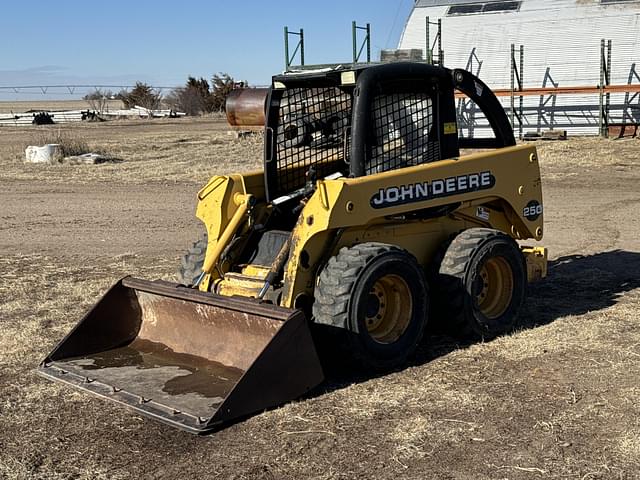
<box><xmin>367</xmin><ymin>92</ymin><xmax>440</xmax><ymax>174</ymax></box>
<box><xmin>274</xmin><ymin>87</ymin><xmax>352</xmax><ymax>195</ymax></box>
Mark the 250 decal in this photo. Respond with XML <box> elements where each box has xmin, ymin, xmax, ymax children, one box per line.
<box><xmin>523</xmin><ymin>200</ymin><xmax>543</xmax><ymax>221</ymax></box>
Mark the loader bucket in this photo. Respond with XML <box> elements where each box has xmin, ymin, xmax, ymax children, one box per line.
<box><xmin>37</xmin><ymin>277</ymin><xmax>324</xmax><ymax>434</ymax></box>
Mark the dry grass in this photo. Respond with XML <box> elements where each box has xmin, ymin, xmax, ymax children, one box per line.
<box><xmin>0</xmin><ymin>254</ymin><xmax>174</xmax><ymax>366</ymax></box>
<box><xmin>25</xmin><ymin>129</ymin><xmax>91</xmax><ymax>157</ymax></box>
<box><xmin>534</xmin><ymin>136</ymin><xmax>640</xmax><ymax>179</ymax></box>
<box><xmin>619</xmin><ymin>432</ymin><xmax>640</xmax><ymax>460</ymax></box>
<box><xmin>496</xmin><ymin>290</ymin><xmax>640</xmax><ymax>362</ymax></box>
<box><xmin>0</xmin><ymin>253</ymin><xmax>177</xmax><ymax>479</ymax></box>
<box><xmin>0</xmin><ymin>99</ymin><xmax>124</xmax><ymax>114</ymax></box>
<box><xmin>0</xmin><ymin>120</ymin><xmax>639</xmax><ymax>478</ymax></box>
<box><xmin>0</xmin><ymin>117</ymin><xmax>262</xmax><ymax>185</ymax></box>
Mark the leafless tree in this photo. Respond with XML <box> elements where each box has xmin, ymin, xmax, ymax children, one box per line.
<box><xmin>83</xmin><ymin>88</ymin><xmax>113</xmax><ymax>114</ymax></box>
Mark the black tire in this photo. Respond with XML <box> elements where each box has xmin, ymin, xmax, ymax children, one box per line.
<box><xmin>313</xmin><ymin>242</ymin><xmax>428</xmax><ymax>371</ymax></box>
<box><xmin>431</xmin><ymin>228</ymin><xmax>526</xmax><ymax>340</ymax></box>
<box><xmin>177</xmin><ymin>233</ymin><xmax>207</xmax><ymax>285</ymax></box>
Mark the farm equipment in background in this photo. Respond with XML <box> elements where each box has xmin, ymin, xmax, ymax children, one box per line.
<box><xmin>38</xmin><ymin>62</ymin><xmax>547</xmax><ymax>434</ymax></box>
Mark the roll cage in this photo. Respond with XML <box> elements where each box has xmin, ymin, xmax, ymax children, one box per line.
<box><xmin>264</xmin><ymin>62</ymin><xmax>515</xmax><ymax>202</ymax></box>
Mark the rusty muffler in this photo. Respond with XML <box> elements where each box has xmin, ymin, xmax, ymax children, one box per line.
<box><xmin>38</xmin><ymin>277</ymin><xmax>324</xmax><ymax>434</ymax></box>
<box><xmin>225</xmin><ymin>88</ymin><xmax>268</xmax><ymax>132</ymax></box>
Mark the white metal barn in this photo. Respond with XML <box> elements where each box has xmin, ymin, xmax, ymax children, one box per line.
<box><xmin>399</xmin><ymin>0</ymin><xmax>640</xmax><ymax>136</ymax></box>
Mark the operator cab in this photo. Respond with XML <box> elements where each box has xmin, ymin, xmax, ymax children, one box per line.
<box><xmin>264</xmin><ymin>62</ymin><xmax>515</xmax><ymax>203</ymax></box>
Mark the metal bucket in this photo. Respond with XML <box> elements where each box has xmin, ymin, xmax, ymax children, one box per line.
<box><xmin>38</xmin><ymin>277</ymin><xmax>324</xmax><ymax>434</ymax></box>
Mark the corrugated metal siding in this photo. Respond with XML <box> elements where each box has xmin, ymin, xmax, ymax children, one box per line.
<box><xmin>399</xmin><ymin>0</ymin><xmax>640</xmax><ymax>136</ymax></box>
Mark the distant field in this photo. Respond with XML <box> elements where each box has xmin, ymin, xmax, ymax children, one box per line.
<box><xmin>0</xmin><ymin>116</ymin><xmax>261</xmax><ymax>185</ymax></box>
<box><xmin>0</xmin><ymin>99</ymin><xmax>124</xmax><ymax>113</ymax></box>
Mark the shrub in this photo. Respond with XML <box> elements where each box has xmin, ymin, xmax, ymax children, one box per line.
<box><xmin>117</xmin><ymin>82</ymin><xmax>162</xmax><ymax>110</ymax></box>
<box><xmin>28</xmin><ymin>129</ymin><xmax>90</xmax><ymax>157</ymax></box>
<box><xmin>166</xmin><ymin>74</ymin><xmax>240</xmax><ymax>115</ymax></box>
<box><xmin>166</xmin><ymin>77</ymin><xmax>213</xmax><ymax>115</ymax></box>
<box><xmin>210</xmin><ymin>73</ymin><xmax>238</xmax><ymax>112</ymax></box>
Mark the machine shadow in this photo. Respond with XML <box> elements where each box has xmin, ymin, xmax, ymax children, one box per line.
<box><xmin>310</xmin><ymin>249</ymin><xmax>640</xmax><ymax>396</ymax></box>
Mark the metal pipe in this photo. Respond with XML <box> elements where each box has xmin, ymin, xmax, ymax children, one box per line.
<box><xmin>466</xmin><ymin>84</ymin><xmax>640</xmax><ymax>98</ymax></box>
<box><xmin>258</xmin><ymin>236</ymin><xmax>291</xmax><ymax>299</ymax></box>
<box><xmin>426</xmin><ymin>17</ymin><xmax>431</xmax><ymax>64</ymax></box>
<box><xmin>284</xmin><ymin>26</ymin><xmax>289</xmax><ymax>70</ymax></box>
<box><xmin>366</xmin><ymin>23</ymin><xmax>371</xmax><ymax>63</ymax></box>
<box><xmin>352</xmin><ymin>21</ymin><xmax>357</xmax><ymax>63</ymax></box>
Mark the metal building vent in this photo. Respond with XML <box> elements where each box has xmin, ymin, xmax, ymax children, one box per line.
<box><xmin>447</xmin><ymin>1</ymin><xmax>521</xmax><ymax>15</ymax></box>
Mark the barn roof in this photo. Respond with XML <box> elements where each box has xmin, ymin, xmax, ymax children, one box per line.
<box><xmin>415</xmin><ymin>0</ymin><xmax>640</xmax><ymax>6</ymax></box>
<box><xmin>415</xmin><ymin>0</ymin><xmax>505</xmax><ymax>6</ymax></box>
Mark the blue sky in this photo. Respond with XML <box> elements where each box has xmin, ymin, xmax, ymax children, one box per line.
<box><xmin>0</xmin><ymin>0</ymin><xmax>414</xmax><ymax>99</ymax></box>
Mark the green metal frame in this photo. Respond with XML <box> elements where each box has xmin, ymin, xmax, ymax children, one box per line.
<box><xmin>284</xmin><ymin>27</ymin><xmax>305</xmax><ymax>71</ymax></box>
<box><xmin>352</xmin><ymin>21</ymin><xmax>371</xmax><ymax>64</ymax></box>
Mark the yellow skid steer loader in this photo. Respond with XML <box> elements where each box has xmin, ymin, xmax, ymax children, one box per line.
<box><xmin>38</xmin><ymin>63</ymin><xmax>547</xmax><ymax>434</ymax></box>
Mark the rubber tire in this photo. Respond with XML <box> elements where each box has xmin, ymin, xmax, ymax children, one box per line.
<box><xmin>313</xmin><ymin>242</ymin><xmax>428</xmax><ymax>371</ymax></box>
<box><xmin>177</xmin><ymin>233</ymin><xmax>207</xmax><ymax>285</ymax></box>
<box><xmin>430</xmin><ymin>228</ymin><xmax>526</xmax><ymax>340</ymax></box>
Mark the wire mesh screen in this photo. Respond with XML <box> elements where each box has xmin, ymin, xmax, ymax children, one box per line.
<box><xmin>368</xmin><ymin>93</ymin><xmax>440</xmax><ymax>174</ymax></box>
<box><xmin>274</xmin><ymin>87</ymin><xmax>352</xmax><ymax>196</ymax></box>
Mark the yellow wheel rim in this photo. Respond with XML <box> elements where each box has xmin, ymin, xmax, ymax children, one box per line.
<box><xmin>476</xmin><ymin>257</ymin><xmax>513</xmax><ymax>319</ymax></box>
<box><xmin>364</xmin><ymin>274</ymin><xmax>412</xmax><ymax>344</ymax></box>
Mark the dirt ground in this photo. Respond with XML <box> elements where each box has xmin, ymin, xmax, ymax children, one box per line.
<box><xmin>0</xmin><ymin>115</ymin><xmax>639</xmax><ymax>479</ymax></box>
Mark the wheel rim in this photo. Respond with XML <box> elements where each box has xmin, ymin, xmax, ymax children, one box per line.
<box><xmin>475</xmin><ymin>256</ymin><xmax>513</xmax><ymax>319</ymax></box>
<box><xmin>364</xmin><ymin>274</ymin><xmax>413</xmax><ymax>344</ymax></box>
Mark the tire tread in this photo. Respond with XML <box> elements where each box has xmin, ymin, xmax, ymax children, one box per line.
<box><xmin>177</xmin><ymin>233</ymin><xmax>208</xmax><ymax>285</ymax></box>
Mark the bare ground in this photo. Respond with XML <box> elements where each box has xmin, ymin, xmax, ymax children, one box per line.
<box><xmin>0</xmin><ymin>117</ymin><xmax>639</xmax><ymax>479</ymax></box>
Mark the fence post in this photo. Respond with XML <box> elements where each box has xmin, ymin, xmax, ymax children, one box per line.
<box><xmin>599</xmin><ymin>39</ymin><xmax>605</xmax><ymax>137</ymax></box>
<box><xmin>426</xmin><ymin>17</ymin><xmax>431</xmax><ymax>64</ymax></box>
<box><xmin>438</xmin><ymin>19</ymin><xmax>443</xmax><ymax>65</ymax></box>
<box><xmin>366</xmin><ymin>23</ymin><xmax>371</xmax><ymax>63</ymax></box>
<box><xmin>352</xmin><ymin>21</ymin><xmax>357</xmax><ymax>64</ymax></box>
<box><xmin>605</xmin><ymin>39</ymin><xmax>612</xmax><ymax>136</ymax></box>
<box><xmin>284</xmin><ymin>26</ymin><xmax>289</xmax><ymax>71</ymax></box>
<box><xmin>510</xmin><ymin>44</ymin><xmax>515</xmax><ymax>129</ymax></box>
<box><xmin>519</xmin><ymin>44</ymin><xmax>524</xmax><ymax>140</ymax></box>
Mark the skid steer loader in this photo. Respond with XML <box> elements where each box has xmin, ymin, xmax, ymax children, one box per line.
<box><xmin>38</xmin><ymin>62</ymin><xmax>547</xmax><ymax>434</ymax></box>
